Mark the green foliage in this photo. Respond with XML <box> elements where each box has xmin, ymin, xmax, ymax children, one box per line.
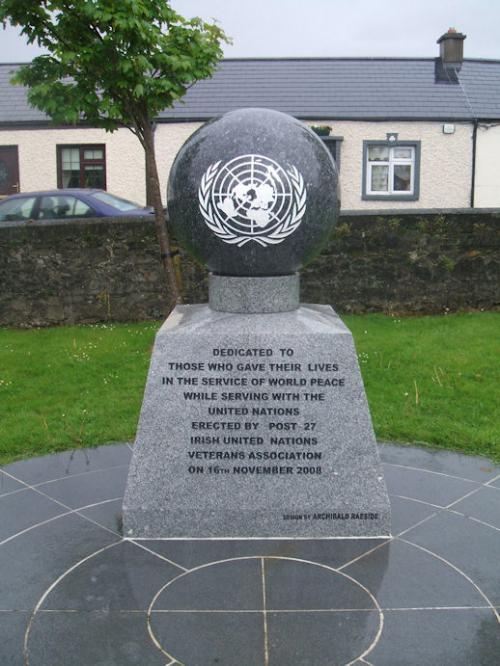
<box><xmin>0</xmin><ymin>313</ymin><xmax>499</xmax><ymax>465</ymax></box>
<box><xmin>416</xmin><ymin>217</ymin><xmax>429</xmax><ymax>233</ymax></box>
<box><xmin>440</xmin><ymin>254</ymin><xmax>456</xmax><ymax>272</ymax></box>
<box><xmin>310</xmin><ymin>125</ymin><xmax>332</xmax><ymax>136</ymax></box>
<box><xmin>0</xmin><ymin>0</ymin><xmax>229</xmax><ymax>138</ymax></box>
<box><xmin>333</xmin><ymin>222</ymin><xmax>350</xmax><ymax>238</ymax></box>
<box><xmin>387</xmin><ymin>217</ymin><xmax>401</xmax><ymax>230</ymax></box>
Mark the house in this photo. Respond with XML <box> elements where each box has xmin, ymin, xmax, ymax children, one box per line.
<box><xmin>1</xmin><ymin>29</ymin><xmax>500</xmax><ymax>209</ymax></box>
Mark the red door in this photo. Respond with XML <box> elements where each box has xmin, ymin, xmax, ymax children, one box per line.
<box><xmin>0</xmin><ymin>146</ymin><xmax>20</xmax><ymax>196</ymax></box>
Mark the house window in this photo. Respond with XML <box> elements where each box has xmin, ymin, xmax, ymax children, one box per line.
<box><xmin>322</xmin><ymin>136</ymin><xmax>343</xmax><ymax>170</ymax></box>
<box><xmin>362</xmin><ymin>141</ymin><xmax>420</xmax><ymax>201</ymax></box>
<box><xmin>57</xmin><ymin>145</ymin><xmax>106</xmax><ymax>189</ymax></box>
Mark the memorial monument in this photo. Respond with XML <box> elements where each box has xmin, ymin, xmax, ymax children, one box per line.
<box><xmin>123</xmin><ymin>108</ymin><xmax>391</xmax><ymax>538</ymax></box>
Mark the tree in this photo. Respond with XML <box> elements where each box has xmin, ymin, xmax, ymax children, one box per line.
<box><xmin>0</xmin><ymin>0</ymin><xmax>229</xmax><ymax>307</ymax></box>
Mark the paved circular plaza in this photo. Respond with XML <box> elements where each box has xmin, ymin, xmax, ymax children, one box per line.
<box><xmin>1</xmin><ymin>442</ymin><xmax>499</xmax><ymax>665</ymax></box>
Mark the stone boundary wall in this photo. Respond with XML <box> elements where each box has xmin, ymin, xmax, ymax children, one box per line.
<box><xmin>0</xmin><ymin>209</ymin><xmax>498</xmax><ymax>327</ymax></box>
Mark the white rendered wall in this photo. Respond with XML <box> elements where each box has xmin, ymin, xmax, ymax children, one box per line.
<box><xmin>0</xmin><ymin>127</ymin><xmax>146</xmax><ymax>204</ymax></box>
<box><xmin>155</xmin><ymin>120</ymin><xmax>473</xmax><ymax>210</ymax></box>
<box><xmin>474</xmin><ymin>123</ymin><xmax>500</xmax><ymax>207</ymax></box>
<box><xmin>154</xmin><ymin>122</ymin><xmax>202</xmax><ymax>204</ymax></box>
<box><xmin>305</xmin><ymin>120</ymin><xmax>473</xmax><ymax>210</ymax></box>
<box><xmin>1</xmin><ymin>120</ymin><xmax>473</xmax><ymax>209</ymax></box>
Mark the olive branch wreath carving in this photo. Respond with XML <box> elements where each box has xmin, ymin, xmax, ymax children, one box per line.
<box><xmin>198</xmin><ymin>161</ymin><xmax>307</xmax><ymax>247</ymax></box>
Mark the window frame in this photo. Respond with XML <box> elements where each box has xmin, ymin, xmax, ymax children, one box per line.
<box><xmin>56</xmin><ymin>144</ymin><xmax>107</xmax><ymax>190</ymax></box>
<box><xmin>362</xmin><ymin>140</ymin><xmax>420</xmax><ymax>201</ymax></box>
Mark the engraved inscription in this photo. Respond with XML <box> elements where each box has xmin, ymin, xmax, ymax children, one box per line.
<box><xmin>160</xmin><ymin>346</ymin><xmax>348</xmax><ymax>487</ymax></box>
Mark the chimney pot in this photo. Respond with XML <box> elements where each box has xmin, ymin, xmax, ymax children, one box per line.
<box><xmin>437</xmin><ymin>29</ymin><xmax>466</xmax><ymax>65</ymax></box>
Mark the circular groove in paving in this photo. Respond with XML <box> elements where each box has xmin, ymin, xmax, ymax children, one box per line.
<box><xmin>148</xmin><ymin>556</ymin><xmax>383</xmax><ymax>665</ymax></box>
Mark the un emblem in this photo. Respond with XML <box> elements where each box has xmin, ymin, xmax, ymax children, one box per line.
<box><xmin>198</xmin><ymin>154</ymin><xmax>307</xmax><ymax>247</ymax></box>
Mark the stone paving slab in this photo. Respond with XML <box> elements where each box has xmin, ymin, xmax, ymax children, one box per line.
<box><xmin>1</xmin><ymin>442</ymin><xmax>499</xmax><ymax>665</ymax></box>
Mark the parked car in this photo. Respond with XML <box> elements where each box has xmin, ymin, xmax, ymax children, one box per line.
<box><xmin>0</xmin><ymin>189</ymin><xmax>154</xmax><ymax>222</ymax></box>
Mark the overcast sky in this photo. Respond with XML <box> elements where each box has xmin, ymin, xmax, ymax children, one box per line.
<box><xmin>1</xmin><ymin>0</ymin><xmax>499</xmax><ymax>62</ymax></box>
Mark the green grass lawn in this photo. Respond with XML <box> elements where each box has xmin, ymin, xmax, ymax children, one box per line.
<box><xmin>0</xmin><ymin>313</ymin><xmax>499</xmax><ymax>466</ymax></box>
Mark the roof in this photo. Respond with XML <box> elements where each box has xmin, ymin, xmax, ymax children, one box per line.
<box><xmin>2</xmin><ymin>57</ymin><xmax>500</xmax><ymax>125</ymax></box>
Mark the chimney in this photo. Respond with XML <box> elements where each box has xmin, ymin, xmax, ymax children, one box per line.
<box><xmin>437</xmin><ymin>28</ymin><xmax>466</xmax><ymax>66</ymax></box>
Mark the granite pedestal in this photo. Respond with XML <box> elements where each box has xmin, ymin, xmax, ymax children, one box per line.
<box><xmin>123</xmin><ymin>302</ymin><xmax>391</xmax><ymax>538</ymax></box>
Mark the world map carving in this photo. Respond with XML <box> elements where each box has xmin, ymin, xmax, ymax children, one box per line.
<box><xmin>198</xmin><ymin>154</ymin><xmax>307</xmax><ymax>247</ymax></box>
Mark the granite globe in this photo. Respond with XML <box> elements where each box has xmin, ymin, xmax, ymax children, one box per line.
<box><xmin>167</xmin><ymin>108</ymin><xmax>339</xmax><ymax>276</ymax></box>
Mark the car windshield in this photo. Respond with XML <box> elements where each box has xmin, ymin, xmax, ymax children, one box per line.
<box><xmin>91</xmin><ymin>191</ymin><xmax>142</xmax><ymax>211</ymax></box>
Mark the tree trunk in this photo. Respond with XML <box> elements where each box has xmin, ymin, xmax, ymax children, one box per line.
<box><xmin>143</xmin><ymin>122</ymin><xmax>182</xmax><ymax>309</ymax></box>
<box><xmin>145</xmin><ymin>157</ymin><xmax>154</xmax><ymax>207</ymax></box>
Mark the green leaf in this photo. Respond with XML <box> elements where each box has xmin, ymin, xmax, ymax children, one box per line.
<box><xmin>133</xmin><ymin>83</ymin><xmax>144</xmax><ymax>98</ymax></box>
